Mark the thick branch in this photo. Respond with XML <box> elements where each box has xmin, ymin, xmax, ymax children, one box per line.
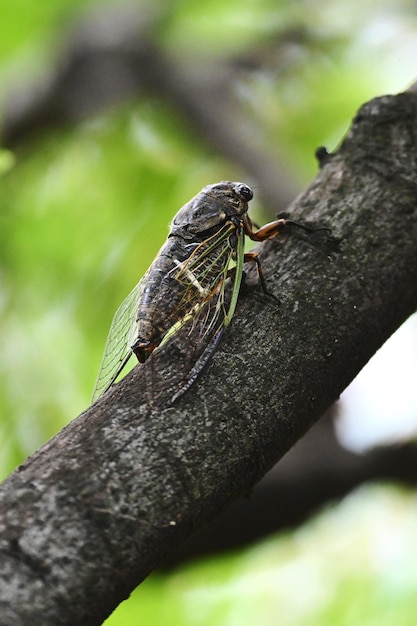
<box><xmin>2</xmin><ymin>91</ymin><xmax>417</xmax><ymax>625</ymax></box>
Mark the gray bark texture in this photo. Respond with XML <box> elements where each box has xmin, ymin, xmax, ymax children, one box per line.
<box><xmin>2</xmin><ymin>89</ymin><xmax>417</xmax><ymax>625</ymax></box>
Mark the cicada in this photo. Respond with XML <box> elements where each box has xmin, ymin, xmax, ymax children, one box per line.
<box><xmin>92</xmin><ymin>181</ymin><xmax>315</xmax><ymax>405</ymax></box>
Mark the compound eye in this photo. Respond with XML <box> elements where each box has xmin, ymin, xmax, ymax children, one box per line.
<box><xmin>237</xmin><ymin>184</ymin><xmax>253</xmax><ymax>202</ymax></box>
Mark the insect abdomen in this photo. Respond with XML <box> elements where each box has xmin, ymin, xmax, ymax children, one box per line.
<box><xmin>132</xmin><ymin>241</ymin><xmax>201</xmax><ymax>361</ymax></box>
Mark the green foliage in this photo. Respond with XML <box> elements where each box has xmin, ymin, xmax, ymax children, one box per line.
<box><xmin>0</xmin><ymin>150</ymin><xmax>15</xmax><ymax>174</ymax></box>
<box><xmin>161</xmin><ymin>0</ymin><xmax>291</xmax><ymax>55</ymax></box>
<box><xmin>0</xmin><ymin>0</ymin><xmax>98</xmax><ymax>60</ymax></box>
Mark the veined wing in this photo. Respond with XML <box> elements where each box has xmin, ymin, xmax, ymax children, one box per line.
<box><xmin>155</xmin><ymin>224</ymin><xmax>235</xmax><ymax>346</ymax></box>
<box><xmin>92</xmin><ymin>222</ymin><xmax>245</xmax><ymax>405</ymax></box>
<box><xmin>183</xmin><ymin>221</ymin><xmax>245</xmax><ymax>329</ymax></box>
<box><xmin>148</xmin><ymin>223</ymin><xmax>245</xmax><ymax>405</ymax></box>
<box><xmin>91</xmin><ymin>278</ymin><xmax>145</xmax><ymax>401</ymax></box>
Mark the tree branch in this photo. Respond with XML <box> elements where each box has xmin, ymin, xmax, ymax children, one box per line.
<box><xmin>2</xmin><ymin>90</ymin><xmax>417</xmax><ymax>625</ymax></box>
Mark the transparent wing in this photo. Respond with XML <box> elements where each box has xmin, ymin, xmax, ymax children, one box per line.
<box><xmin>147</xmin><ymin>225</ymin><xmax>245</xmax><ymax>405</ymax></box>
<box><xmin>92</xmin><ymin>223</ymin><xmax>245</xmax><ymax>405</ymax></box>
<box><xmin>91</xmin><ymin>277</ymin><xmax>146</xmax><ymax>402</ymax></box>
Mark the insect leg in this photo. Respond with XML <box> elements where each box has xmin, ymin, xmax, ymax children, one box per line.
<box><xmin>170</xmin><ymin>329</ymin><xmax>224</xmax><ymax>405</ymax></box>
<box><xmin>246</xmin><ymin>217</ymin><xmax>288</xmax><ymax>241</ymax></box>
<box><xmin>243</xmin><ymin>252</ymin><xmax>269</xmax><ymax>294</ymax></box>
<box><xmin>245</xmin><ymin>215</ymin><xmax>330</xmax><ymax>241</ymax></box>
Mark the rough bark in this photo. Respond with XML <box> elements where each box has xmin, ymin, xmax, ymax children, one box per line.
<box><xmin>1</xmin><ymin>90</ymin><xmax>417</xmax><ymax>625</ymax></box>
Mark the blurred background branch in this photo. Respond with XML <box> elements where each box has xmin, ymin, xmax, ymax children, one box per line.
<box><xmin>2</xmin><ymin>3</ymin><xmax>303</xmax><ymax>210</ymax></box>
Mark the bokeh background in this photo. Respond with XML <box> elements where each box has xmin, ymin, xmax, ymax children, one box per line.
<box><xmin>2</xmin><ymin>1</ymin><xmax>417</xmax><ymax>624</ymax></box>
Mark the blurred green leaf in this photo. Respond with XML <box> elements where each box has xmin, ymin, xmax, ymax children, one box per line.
<box><xmin>0</xmin><ymin>149</ymin><xmax>15</xmax><ymax>175</ymax></box>
<box><xmin>0</xmin><ymin>0</ymin><xmax>98</xmax><ymax>61</ymax></box>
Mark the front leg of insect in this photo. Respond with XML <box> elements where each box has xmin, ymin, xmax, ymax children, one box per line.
<box><xmin>245</xmin><ymin>216</ymin><xmax>288</xmax><ymax>242</ymax></box>
<box><xmin>239</xmin><ymin>216</ymin><xmax>290</xmax><ymax>295</ymax></box>
<box><xmin>241</xmin><ymin>213</ymin><xmax>330</xmax><ymax>295</ymax></box>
